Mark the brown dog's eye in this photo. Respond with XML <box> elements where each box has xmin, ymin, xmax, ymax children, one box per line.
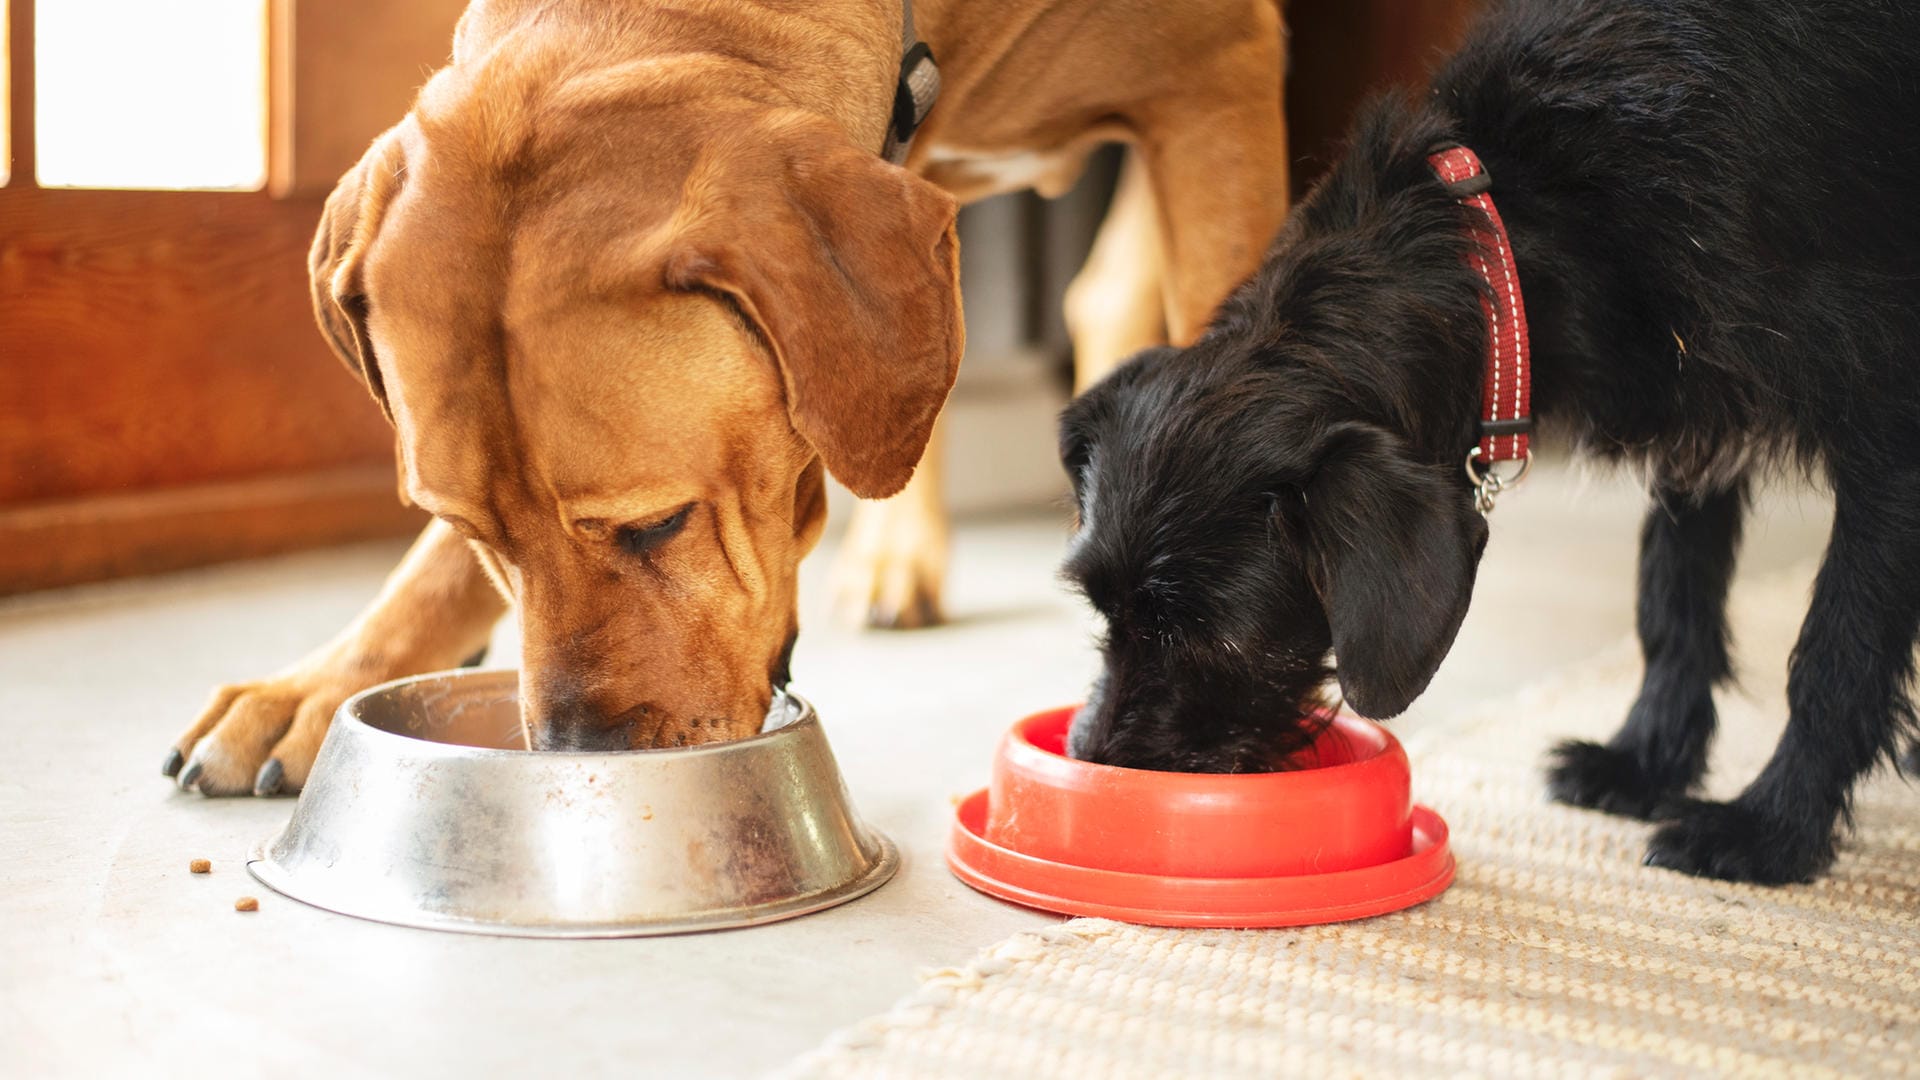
<box><xmin>615</xmin><ymin>504</ymin><xmax>694</xmax><ymax>558</ymax></box>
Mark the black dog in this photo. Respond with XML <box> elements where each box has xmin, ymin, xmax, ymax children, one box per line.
<box><xmin>1059</xmin><ymin>0</ymin><xmax>1920</xmax><ymax>884</ymax></box>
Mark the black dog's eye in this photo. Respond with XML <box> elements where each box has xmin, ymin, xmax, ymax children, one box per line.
<box><xmin>1059</xmin><ymin>421</ymin><xmax>1095</xmax><ymax>486</ymax></box>
<box><xmin>1267</xmin><ymin>487</ymin><xmax>1308</xmax><ymax>528</ymax></box>
<box><xmin>1062</xmin><ymin>441</ymin><xmax>1096</xmax><ymax>527</ymax></box>
<box><xmin>614</xmin><ymin>504</ymin><xmax>694</xmax><ymax>557</ymax></box>
<box><xmin>1063</xmin><ymin>442</ymin><xmax>1091</xmax><ymax>485</ymax></box>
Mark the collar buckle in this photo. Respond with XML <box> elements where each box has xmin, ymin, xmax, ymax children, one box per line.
<box><xmin>894</xmin><ymin>43</ymin><xmax>938</xmax><ymax>138</ymax></box>
<box><xmin>1427</xmin><ymin>141</ymin><xmax>1491</xmax><ymax>197</ymax></box>
<box><xmin>1465</xmin><ymin>446</ymin><xmax>1532</xmax><ymax>515</ymax></box>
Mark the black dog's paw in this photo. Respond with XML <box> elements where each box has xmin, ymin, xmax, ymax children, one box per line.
<box><xmin>1642</xmin><ymin>800</ymin><xmax>1833</xmax><ymax>885</ymax></box>
<box><xmin>1545</xmin><ymin>739</ymin><xmax>1689</xmax><ymax>820</ymax></box>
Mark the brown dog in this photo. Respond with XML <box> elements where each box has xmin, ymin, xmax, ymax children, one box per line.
<box><xmin>165</xmin><ymin>0</ymin><xmax>1289</xmax><ymax>794</ymax></box>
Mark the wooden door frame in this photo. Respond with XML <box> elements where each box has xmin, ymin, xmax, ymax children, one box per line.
<box><xmin>7</xmin><ymin>0</ymin><xmax>33</xmax><ymax>187</ymax></box>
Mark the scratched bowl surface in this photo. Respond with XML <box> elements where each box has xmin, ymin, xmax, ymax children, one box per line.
<box><xmin>248</xmin><ymin>670</ymin><xmax>896</xmax><ymax>937</ymax></box>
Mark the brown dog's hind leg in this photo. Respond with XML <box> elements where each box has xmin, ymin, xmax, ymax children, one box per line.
<box><xmin>1135</xmin><ymin>37</ymin><xmax>1290</xmax><ymax>345</ymax></box>
<box><xmin>166</xmin><ymin>520</ymin><xmax>507</xmax><ymax>795</ymax></box>
<box><xmin>1065</xmin><ymin>149</ymin><xmax>1170</xmax><ymax>391</ymax></box>
<box><xmin>830</xmin><ymin>416</ymin><xmax>950</xmax><ymax>630</ymax></box>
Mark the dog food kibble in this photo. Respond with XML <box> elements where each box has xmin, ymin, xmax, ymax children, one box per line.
<box><xmin>189</xmin><ymin>859</ymin><xmax>211</xmax><ymax>874</ymax></box>
<box><xmin>234</xmin><ymin>896</ymin><xmax>259</xmax><ymax>912</ymax></box>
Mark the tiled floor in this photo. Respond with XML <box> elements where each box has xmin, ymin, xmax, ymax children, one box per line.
<box><xmin>1</xmin><ymin>460</ymin><xmax>1833</xmax><ymax>1078</ymax></box>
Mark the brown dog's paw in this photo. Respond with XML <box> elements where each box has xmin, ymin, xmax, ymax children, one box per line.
<box><xmin>863</xmin><ymin>581</ymin><xmax>942</xmax><ymax>631</ymax></box>
<box><xmin>164</xmin><ymin>668</ymin><xmax>369</xmax><ymax>797</ymax></box>
<box><xmin>830</xmin><ymin>495</ymin><xmax>949</xmax><ymax>631</ymax></box>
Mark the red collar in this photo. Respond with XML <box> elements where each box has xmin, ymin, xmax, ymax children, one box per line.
<box><xmin>1427</xmin><ymin>145</ymin><xmax>1533</xmax><ymax>503</ymax></box>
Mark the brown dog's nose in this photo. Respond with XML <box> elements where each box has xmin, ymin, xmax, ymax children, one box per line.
<box><xmin>525</xmin><ymin>679</ymin><xmax>651</xmax><ymax>751</ymax></box>
<box><xmin>532</xmin><ymin>720</ymin><xmax>634</xmax><ymax>752</ymax></box>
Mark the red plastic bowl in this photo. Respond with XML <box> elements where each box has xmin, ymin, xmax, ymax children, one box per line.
<box><xmin>946</xmin><ymin>707</ymin><xmax>1454</xmax><ymax>928</ymax></box>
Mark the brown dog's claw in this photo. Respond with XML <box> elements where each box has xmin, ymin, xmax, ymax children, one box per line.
<box><xmin>867</xmin><ymin>589</ymin><xmax>942</xmax><ymax>631</ymax></box>
<box><xmin>253</xmin><ymin>759</ymin><xmax>286</xmax><ymax>797</ymax></box>
<box><xmin>169</xmin><ymin>669</ymin><xmax>379</xmax><ymax>795</ymax></box>
<box><xmin>162</xmin><ymin>747</ymin><xmax>185</xmax><ymax>778</ymax></box>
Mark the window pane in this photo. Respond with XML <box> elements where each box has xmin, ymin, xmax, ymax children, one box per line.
<box><xmin>36</xmin><ymin>0</ymin><xmax>265</xmax><ymax>190</ymax></box>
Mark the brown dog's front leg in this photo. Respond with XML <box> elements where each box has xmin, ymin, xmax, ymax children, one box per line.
<box><xmin>165</xmin><ymin>519</ymin><xmax>508</xmax><ymax>795</ymax></box>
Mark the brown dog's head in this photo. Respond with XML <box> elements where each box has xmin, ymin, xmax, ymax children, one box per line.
<box><xmin>310</xmin><ymin>53</ymin><xmax>961</xmax><ymax>750</ymax></box>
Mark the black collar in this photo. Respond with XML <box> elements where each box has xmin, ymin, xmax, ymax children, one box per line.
<box><xmin>882</xmin><ymin>0</ymin><xmax>940</xmax><ymax>164</ymax></box>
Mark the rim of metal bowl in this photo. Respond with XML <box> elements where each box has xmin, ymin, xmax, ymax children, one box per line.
<box><xmin>245</xmin><ymin>670</ymin><xmax>901</xmax><ymax>938</ymax></box>
<box><xmin>326</xmin><ymin>668</ymin><xmax>817</xmax><ymax>760</ymax></box>
<box><xmin>247</xmin><ymin>833</ymin><xmax>900</xmax><ymax>939</ymax></box>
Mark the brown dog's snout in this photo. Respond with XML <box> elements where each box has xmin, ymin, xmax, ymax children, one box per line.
<box><xmin>521</xmin><ymin>669</ymin><xmax>659</xmax><ymax>751</ymax></box>
<box><xmin>524</xmin><ymin>670</ymin><xmax>759</xmax><ymax>751</ymax></box>
<box><xmin>535</xmin><ymin>726</ymin><xmax>635</xmax><ymax>752</ymax></box>
<box><xmin>527</xmin><ymin>681</ymin><xmax>649</xmax><ymax>751</ymax></box>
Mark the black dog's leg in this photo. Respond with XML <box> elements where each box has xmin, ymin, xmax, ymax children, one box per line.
<box><xmin>1548</xmin><ymin>482</ymin><xmax>1745</xmax><ymax>819</ymax></box>
<box><xmin>1645</xmin><ymin>469</ymin><xmax>1920</xmax><ymax>883</ymax></box>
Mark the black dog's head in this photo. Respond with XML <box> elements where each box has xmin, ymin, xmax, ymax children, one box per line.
<box><xmin>1060</xmin><ymin>348</ymin><xmax>1488</xmax><ymax>772</ymax></box>
<box><xmin>1059</xmin><ymin>103</ymin><xmax>1496</xmax><ymax>771</ymax></box>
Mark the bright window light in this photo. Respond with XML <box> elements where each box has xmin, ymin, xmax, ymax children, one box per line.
<box><xmin>36</xmin><ymin>0</ymin><xmax>266</xmax><ymax>190</ymax></box>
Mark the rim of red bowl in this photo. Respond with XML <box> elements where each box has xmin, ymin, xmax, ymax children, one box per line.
<box><xmin>1003</xmin><ymin>706</ymin><xmax>1399</xmax><ymax>785</ymax></box>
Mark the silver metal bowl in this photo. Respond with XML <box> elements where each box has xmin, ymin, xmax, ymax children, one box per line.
<box><xmin>248</xmin><ymin>670</ymin><xmax>897</xmax><ymax>937</ymax></box>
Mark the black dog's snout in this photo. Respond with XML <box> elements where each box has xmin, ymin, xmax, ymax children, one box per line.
<box><xmin>1064</xmin><ymin>671</ymin><xmax>1118</xmax><ymax>762</ymax></box>
<box><xmin>1064</xmin><ymin>702</ymin><xmax>1100</xmax><ymax>761</ymax></box>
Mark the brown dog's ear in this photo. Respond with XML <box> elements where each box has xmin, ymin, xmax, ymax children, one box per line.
<box><xmin>665</xmin><ymin>113</ymin><xmax>963</xmax><ymax>498</ymax></box>
<box><xmin>309</xmin><ymin>131</ymin><xmax>408</xmax><ymax>421</ymax></box>
<box><xmin>1305</xmin><ymin>423</ymin><xmax>1489</xmax><ymax>718</ymax></box>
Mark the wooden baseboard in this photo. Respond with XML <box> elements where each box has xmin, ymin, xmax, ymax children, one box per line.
<box><xmin>0</xmin><ymin>466</ymin><xmax>428</xmax><ymax>595</ymax></box>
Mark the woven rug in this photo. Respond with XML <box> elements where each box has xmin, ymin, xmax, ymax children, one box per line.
<box><xmin>782</xmin><ymin>565</ymin><xmax>1920</xmax><ymax>1078</ymax></box>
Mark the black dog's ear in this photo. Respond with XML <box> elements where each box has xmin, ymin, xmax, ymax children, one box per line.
<box><xmin>1303</xmin><ymin>423</ymin><xmax>1489</xmax><ymax>718</ymax></box>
